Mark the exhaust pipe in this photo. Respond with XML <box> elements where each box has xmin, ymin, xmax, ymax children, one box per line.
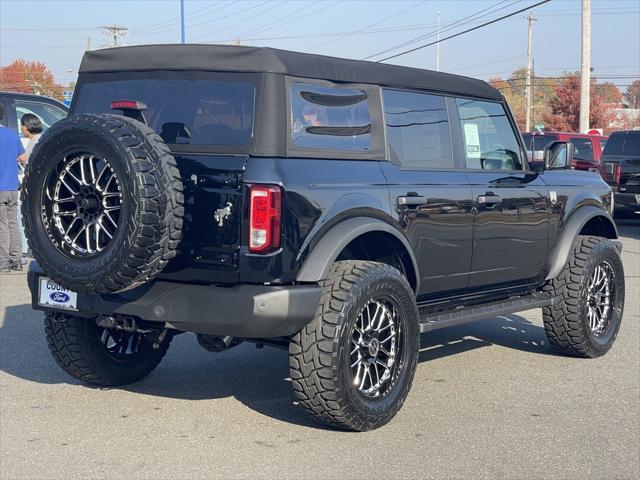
<box><xmin>196</xmin><ymin>334</ymin><xmax>242</xmax><ymax>352</ymax></box>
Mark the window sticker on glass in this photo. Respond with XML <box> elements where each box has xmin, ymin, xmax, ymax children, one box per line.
<box><xmin>463</xmin><ymin>123</ymin><xmax>481</xmax><ymax>159</ymax></box>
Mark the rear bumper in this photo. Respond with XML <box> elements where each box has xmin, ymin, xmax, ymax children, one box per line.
<box><xmin>27</xmin><ymin>263</ymin><xmax>321</xmax><ymax>338</ymax></box>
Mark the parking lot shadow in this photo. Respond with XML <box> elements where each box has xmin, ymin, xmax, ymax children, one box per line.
<box><xmin>418</xmin><ymin>313</ymin><xmax>552</xmax><ymax>362</ymax></box>
<box><xmin>615</xmin><ymin>217</ymin><xmax>640</xmax><ymax>241</ymax></box>
<box><xmin>1</xmin><ymin>303</ymin><xmax>554</xmax><ymax>429</ymax></box>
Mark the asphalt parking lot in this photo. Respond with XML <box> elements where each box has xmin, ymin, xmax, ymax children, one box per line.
<box><xmin>1</xmin><ymin>219</ymin><xmax>638</xmax><ymax>480</ymax></box>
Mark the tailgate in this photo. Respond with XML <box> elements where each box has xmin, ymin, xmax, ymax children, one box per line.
<box><xmin>159</xmin><ymin>153</ymin><xmax>247</xmax><ymax>283</ymax></box>
<box><xmin>601</xmin><ymin>156</ymin><xmax>640</xmax><ymax>193</ymax></box>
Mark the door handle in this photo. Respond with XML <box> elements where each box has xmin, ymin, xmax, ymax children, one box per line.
<box><xmin>477</xmin><ymin>194</ymin><xmax>502</xmax><ymax>204</ymax></box>
<box><xmin>398</xmin><ymin>195</ymin><xmax>426</xmax><ymax>206</ymax></box>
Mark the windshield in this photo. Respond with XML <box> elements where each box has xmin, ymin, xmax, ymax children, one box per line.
<box><xmin>74</xmin><ymin>77</ymin><xmax>255</xmax><ymax>146</ymax></box>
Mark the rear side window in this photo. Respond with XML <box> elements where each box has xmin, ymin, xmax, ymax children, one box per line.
<box><xmin>456</xmin><ymin>98</ymin><xmax>522</xmax><ymax>170</ymax></box>
<box><xmin>74</xmin><ymin>79</ymin><xmax>255</xmax><ymax>146</ymax></box>
<box><xmin>570</xmin><ymin>137</ymin><xmax>594</xmax><ymax>162</ymax></box>
<box><xmin>290</xmin><ymin>83</ymin><xmax>371</xmax><ymax>151</ymax></box>
<box><xmin>382</xmin><ymin>89</ymin><xmax>452</xmax><ymax>169</ymax></box>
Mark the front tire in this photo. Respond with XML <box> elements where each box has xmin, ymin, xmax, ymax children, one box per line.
<box><xmin>45</xmin><ymin>312</ymin><xmax>172</xmax><ymax>386</ymax></box>
<box><xmin>542</xmin><ymin>235</ymin><xmax>625</xmax><ymax>358</ymax></box>
<box><xmin>289</xmin><ymin>261</ymin><xmax>419</xmax><ymax>431</ymax></box>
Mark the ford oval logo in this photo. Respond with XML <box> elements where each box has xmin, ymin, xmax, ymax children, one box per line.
<box><xmin>50</xmin><ymin>292</ymin><xmax>70</xmax><ymax>303</ymax></box>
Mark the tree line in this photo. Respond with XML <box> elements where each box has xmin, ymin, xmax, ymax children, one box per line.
<box><xmin>490</xmin><ymin>68</ymin><xmax>640</xmax><ymax>133</ymax></box>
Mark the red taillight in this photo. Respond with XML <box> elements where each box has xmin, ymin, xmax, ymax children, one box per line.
<box><xmin>614</xmin><ymin>164</ymin><xmax>622</xmax><ymax>185</ymax></box>
<box><xmin>111</xmin><ymin>100</ymin><xmax>146</xmax><ymax>110</ymax></box>
<box><xmin>249</xmin><ymin>185</ymin><xmax>281</xmax><ymax>253</ymax></box>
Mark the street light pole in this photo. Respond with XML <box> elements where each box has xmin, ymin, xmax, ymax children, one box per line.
<box><xmin>579</xmin><ymin>0</ymin><xmax>591</xmax><ymax>133</ymax></box>
<box><xmin>180</xmin><ymin>0</ymin><xmax>186</xmax><ymax>44</ymax></box>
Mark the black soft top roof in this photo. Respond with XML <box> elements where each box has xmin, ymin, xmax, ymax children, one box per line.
<box><xmin>79</xmin><ymin>44</ymin><xmax>502</xmax><ymax>101</ymax></box>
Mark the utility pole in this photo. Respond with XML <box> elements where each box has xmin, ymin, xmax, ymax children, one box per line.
<box><xmin>525</xmin><ymin>11</ymin><xmax>537</xmax><ymax>132</ymax></box>
<box><xmin>579</xmin><ymin>0</ymin><xmax>591</xmax><ymax>133</ymax></box>
<box><xmin>180</xmin><ymin>0</ymin><xmax>186</xmax><ymax>44</ymax></box>
<box><xmin>436</xmin><ymin>10</ymin><xmax>440</xmax><ymax>71</ymax></box>
<box><xmin>86</xmin><ymin>37</ymin><xmax>91</xmax><ymax>51</ymax></box>
<box><xmin>100</xmin><ymin>25</ymin><xmax>128</xmax><ymax>48</ymax></box>
<box><xmin>531</xmin><ymin>57</ymin><xmax>536</xmax><ymax>128</ymax></box>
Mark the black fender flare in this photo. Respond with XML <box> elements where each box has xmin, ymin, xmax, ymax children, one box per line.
<box><xmin>296</xmin><ymin>217</ymin><xmax>420</xmax><ymax>292</ymax></box>
<box><xmin>546</xmin><ymin>205</ymin><xmax>620</xmax><ymax>281</ymax></box>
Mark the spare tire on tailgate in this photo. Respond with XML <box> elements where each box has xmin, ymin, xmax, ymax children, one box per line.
<box><xmin>21</xmin><ymin>113</ymin><xmax>184</xmax><ymax>294</ymax></box>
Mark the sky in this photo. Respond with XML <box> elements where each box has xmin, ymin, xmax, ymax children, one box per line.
<box><xmin>0</xmin><ymin>0</ymin><xmax>638</xmax><ymax>92</ymax></box>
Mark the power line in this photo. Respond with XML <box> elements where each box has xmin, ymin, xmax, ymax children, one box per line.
<box><xmin>190</xmin><ymin>1</ymin><xmax>281</xmax><ymax>42</ymax></box>
<box><xmin>205</xmin><ymin>19</ymin><xmax>438</xmax><ymax>44</ymax></box>
<box><xmin>495</xmin><ymin>83</ymin><xmax>636</xmax><ymax>90</ymax></box>
<box><xmin>447</xmin><ymin>54</ymin><xmax>525</xmax><ymax>72</ymax></box>
<box><xmin>133</xmin><ymin>0</ymin><xmax>227</xmax><ymax>33</ymax></box>
<box><xmin>375</xmin><ymin>0</ymin><xmax>552</xmax><ymax>63</ymax></box>
<box><xmin>362</xmin><ymin>0</ymin><xmax>518</xmax><ymax>61</ymax></box>
<box><xmin>133</xmin><ymin>1</ymin><xmax>251</xmax><ymax>37</ymax></box>
<box><xmin>305</xmin><ymin>0</ymin><xmax>428</xmax><ymax>52</ymax></box>
<box><xmin>234</xmin><ymin>0</ymin><xmax>323</xmax><ymax>39</ymax></box>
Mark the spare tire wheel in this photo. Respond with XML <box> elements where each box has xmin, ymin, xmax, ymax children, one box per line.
<box><xmin>21</xmin><ymin>113</ymin><xmax>184</xmax><ymax>294</ymax></box>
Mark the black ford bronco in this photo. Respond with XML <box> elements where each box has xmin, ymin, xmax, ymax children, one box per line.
<box><xmin>22</xmin><ymin>45</ymin><xmax>625</xmax><ymax>431</ymax></box>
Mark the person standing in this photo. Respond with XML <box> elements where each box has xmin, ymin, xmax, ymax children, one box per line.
<box><xmin>18</xmin><ymin>113</ymin><xmax>44</xmax><ymax>258</ymax></box>
<box><xmin>20</xmin><ymin>113</ymin><xmax>43</xmax><ymax>162</ymax></box>
<box><xmin>0</xmin><ymin>104</ymin><xmax>26</xmax><ymax>272</ymax></box>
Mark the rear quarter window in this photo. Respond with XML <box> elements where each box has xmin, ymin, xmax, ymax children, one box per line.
<box><xmin>290</xmin><ymin>83</ymin><xmax>372</xmax><ymax>152</ymax></box>
<box><xmin>74</xmin><ymin>78</ymin><xmax>255</xmax><ymax>146</ymax></box>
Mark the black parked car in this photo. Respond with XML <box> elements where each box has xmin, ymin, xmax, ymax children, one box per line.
<box><xmin>22</xmin><ymin>45</ymin><xmax>625</xmax><ymax>431</ymax></box>
<box><xmin>600</xmin><ymin>130</ymin><xmax>640</xmax><ymax>215</ymax></box>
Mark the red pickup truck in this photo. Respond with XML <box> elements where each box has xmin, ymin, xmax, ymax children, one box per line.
<box><xmin>522</xmin><ymin>131</ymin><xmax>608</xmax><ymax>171</ymax></box>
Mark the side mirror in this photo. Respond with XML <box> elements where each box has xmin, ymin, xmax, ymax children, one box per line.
<box><xmin>544</xmin><ymin>141</ymin><xmax>574</xmax><ymax>170</ymax></box>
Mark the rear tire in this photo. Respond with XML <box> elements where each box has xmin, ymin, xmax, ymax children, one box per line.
<box><xmin>542</xmin><ymin>235</ymin><xmax>625</xmax><ymax>358</ymax></box>
<box><xmin>289</xmin><ymin>261</ymin><xmax>419</xmax><ymax>431</ymax></box>
<box><xmin>44</xmin><ymin>312</ymin><xmax>172</xmax><ymax>386</ymax></box>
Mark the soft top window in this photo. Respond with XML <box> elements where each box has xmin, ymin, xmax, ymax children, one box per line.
<box><xmin>74</xmin><ymin>78</ymin><xmax>255</xmax><ymax>146</ymax></box>
<box><xmin>290</xmin><ymin>83</ymin><xmax>372</xmax><ymax>152</ymax></box>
